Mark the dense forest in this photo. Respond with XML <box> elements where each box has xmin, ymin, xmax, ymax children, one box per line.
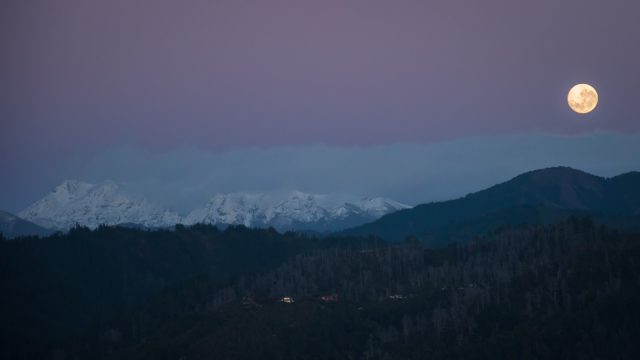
<box><xmin>2</xmin><ymin>218</ymin><xmax>640</xmax><ymax>359</ymax></box>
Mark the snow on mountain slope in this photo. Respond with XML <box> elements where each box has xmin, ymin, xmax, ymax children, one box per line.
<box><xmin>333</xmin><ymin>198</ymin><xmax>412</xmax><ymax>219</ymax></box>
<box><xmin>20</xmin><ymin>181</ymin><xmax>411</xmax><ymax>232</ymax></box>
<box><xmin>185</xmin><ymin>191</ymin><xmax>411</xmax><ymax>231</ymax></box>
<box><xmin>184</xmin><ymin>192</ymin><xmax>272</xmax><ymax>227</ymax></box>
<box><xmin>19</xmin><ymin>180</ymin><xmax>181</xmax><ymax>229</ymax></box>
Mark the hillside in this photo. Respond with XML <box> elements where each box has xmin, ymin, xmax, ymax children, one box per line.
<box><xmin>344</xmin><ymin>167</ymin><xmax>640</xmax><ymax>243</ymax></box>
<box><xmin>113</xmin><ymin>218</ymin><xmax>640</xmax><ymax>360</ymax></box>
<box><xmin>0</xmin><ymin>224</ymin><xmax>377</xmax><ymax>360</ymax></box>
<box><xmin>0</xmin><ymin>211</ymin><xmax>53</xmax><ymax>239</ymax></box>
<box><xmin>3</xmin><ymin>218</ymin><xmax>640</xmax><ymax>359</ymax></box>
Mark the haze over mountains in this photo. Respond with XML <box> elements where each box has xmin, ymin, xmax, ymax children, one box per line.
<box><xmin>16</xmin><ymin>181</ymin><xmax>410</xmax><ymax>233</ymax></box>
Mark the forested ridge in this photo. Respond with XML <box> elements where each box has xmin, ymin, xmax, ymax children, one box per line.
<box><xmin>344</xmin><ymin>168</ymin><xmax>640</xmax><ymax>243</ymax></box>
<box><xmin>2</xmin><ymin>218</ymin><xmax>640</xmax><ymax>359</ymax></box>
<box><xmin>0</xmin><ymin>225</ymin><xmax>346</xmax><ymax>359</ymax></box>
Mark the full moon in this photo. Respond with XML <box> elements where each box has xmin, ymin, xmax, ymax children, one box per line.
<box><xmin>567</xmin><ymin>83</ymin><xmax>598</xmax><ymax>114</ymax></box>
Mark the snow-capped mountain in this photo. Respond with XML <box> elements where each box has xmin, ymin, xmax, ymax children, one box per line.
<box><xmin>20</xmin><ymin>181</ymin><xmax>411</xmax><ymax>232</ymax></box>
<box><xmin>332</xmin><ymin>197</ymin><xmax>412</xmax><ymax>219</ymax></box>
<box><xmin>185</xmin><ymin>191</ymin><xmax>411</xmax><ymax>232</ymax></box>
<box><xmin>19</xmin><ymin>180</ymin><xmax>181</xmax><ymax>229</ymax></box>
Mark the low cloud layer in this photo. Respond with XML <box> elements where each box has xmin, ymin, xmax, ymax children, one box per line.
<box><xmin>4</xmin><ymin>132</ymin><xmax>640</xmax><ymax>213</ymax></box>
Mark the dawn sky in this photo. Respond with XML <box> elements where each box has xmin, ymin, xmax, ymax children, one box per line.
<box><xmin>1</xmin><ymin>0</ymin><xmax>639</xmax><ymax>211</ymax></box>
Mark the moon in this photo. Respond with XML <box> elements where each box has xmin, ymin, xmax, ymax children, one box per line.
<box><xmin>567</xmin><ymin>83</ymin><xmax>598</xmax><ymax>114</ymax></box>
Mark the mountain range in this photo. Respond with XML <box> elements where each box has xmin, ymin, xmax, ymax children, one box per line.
<box><xmin>183</xmin><ymin>191</ymin><xmax>410</xmax><ymax>232</ymax></box>
<box><xmin>16</xmin><ymin>181</ymin><xmax>410</xmax><ymax>233</ymax></box>
<box><xmin>4</xmin><ymin>167</ymin><xmax>640</xmax><ymax>359</ymax></box>
<box><xmin>5</xmin><ymin>167</ymin><xmax>640</xmax><ymax>241</ymax></box>
<box><xmin>344</xmin><ymin>166</ymin><xmax>640</xmax><ymax>244</ymax></box>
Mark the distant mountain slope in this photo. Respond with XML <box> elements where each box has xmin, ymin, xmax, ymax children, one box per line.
<box><xmin>19</xmin><ymin>180</ymin><xmax>181</xmax><ymax>229</ymax></box>
<box><xmin>344</xmin><ymin>167</ymin><xmax>640</xmax><ymax>243</ymax></box>
<box><xmin>185</xmin><ymin>191</ymin><xmax>411</xmax><ymax>232</ymax></box>
<box><xmin>0</xmin><ymin>210</ymin><xmax>53</xmax><ymax>239</ymax></box>
<box><xmin>19</xmin><ymin>181</ymin><xmax>410</xmax><ymax>232</ymax></box>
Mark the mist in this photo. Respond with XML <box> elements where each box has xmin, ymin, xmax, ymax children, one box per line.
<box><xmin>3</xmin><ymin>132</ymin><xmax>634</xmax><ymax>213</ymax></box>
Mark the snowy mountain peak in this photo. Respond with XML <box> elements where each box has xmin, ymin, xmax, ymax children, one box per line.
<box><xmin>20</xmin><ymin>182</ymin><xmax>411</xmax><ymax>232</ymax></box>
<box><xmin>186</xmin><ymin>191</ymin><xmax>411</xmax><ymax>232</ymax></box>
<box><xmin>350</xmin><ymin>197</ymin><xmax>412</xmax><ymax>216</ymax></box>
<box><xmin>52</xmin><ymin>179</ymin><xmax>94</xmax><ymax>199</ymax></box>
<box><xmin>330</xmin><ymin>197</ymin><xmax>410</xmax><ymax>219</ymax></box>
<box><xmin>20</xmin><ymin>180</ymin><xmax>180</xmax><ymax>230</ymax></box>
<box><xmin>186</xmin><ymin>192</ymin><xmax>270</xmax><ymax>227</ymax></box>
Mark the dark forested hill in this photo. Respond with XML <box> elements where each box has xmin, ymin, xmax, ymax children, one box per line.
<box><xmin>112</xmin><ymin>218</ymin><xmax>640</xmax><ymax>360</ymax></box>
<box><xmin>0</xmin><ymin>225</ymin><xmax>359</xmax><ymax>360</ymax></box>
<box><xmin>2</xmin><ymin>218</ymin><xmax>640</xmax><ymax>359</ymax></box>
<box><xmin>343</xmin><ymin>167</ymin><xmax>640</xmax><ymax>243</ymax></box>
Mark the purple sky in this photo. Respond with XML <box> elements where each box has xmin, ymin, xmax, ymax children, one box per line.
<box><xmin>1</xmin><ymin>0</ymin><xmax>639</xmax><ymax>211</ymax></box>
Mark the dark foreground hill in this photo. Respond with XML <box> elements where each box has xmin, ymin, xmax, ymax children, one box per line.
<box><xmin>2</xmin><ymin>218</ymin><xmax>640</xmax><ymax>359</ymax></box>
<box><xmin>343</xmin><ymin>167</ymin><xmax>640</xmax><ymax>244</ymax></box>
<box><xmin>113</xmin><ymin>219</ymin><xmax>640</xmax><ymax>359</ymax></box>
<box><xmin>0</xmin><ymin>225</ymin><xmax>361</xmax><ymax>360</ymax></box>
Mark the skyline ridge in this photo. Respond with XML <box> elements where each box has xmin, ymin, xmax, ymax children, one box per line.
<box><xmin>6</xmin><ymin>166</ymin><xmax>639</xmax><ymax>238</ymax></box>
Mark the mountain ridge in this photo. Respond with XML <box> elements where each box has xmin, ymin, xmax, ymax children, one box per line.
<box><xmin>19</xmin><ymin>180</ymin><xmax>182</xmax><ymax>230</ymax></box>
<box><xmin>14</xmin><ymin>167</ymin><xmax>640</xmax><ymax>238</ymax></box>
<box><xmin>343</xmin><ymin>166</ymin><xmax>640</xmax><ymax>242</ymax></box>
<box><xmin>19</xmin><ymin>182</ymin><xmax>410</xmax><ymax>232</ymax></box>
